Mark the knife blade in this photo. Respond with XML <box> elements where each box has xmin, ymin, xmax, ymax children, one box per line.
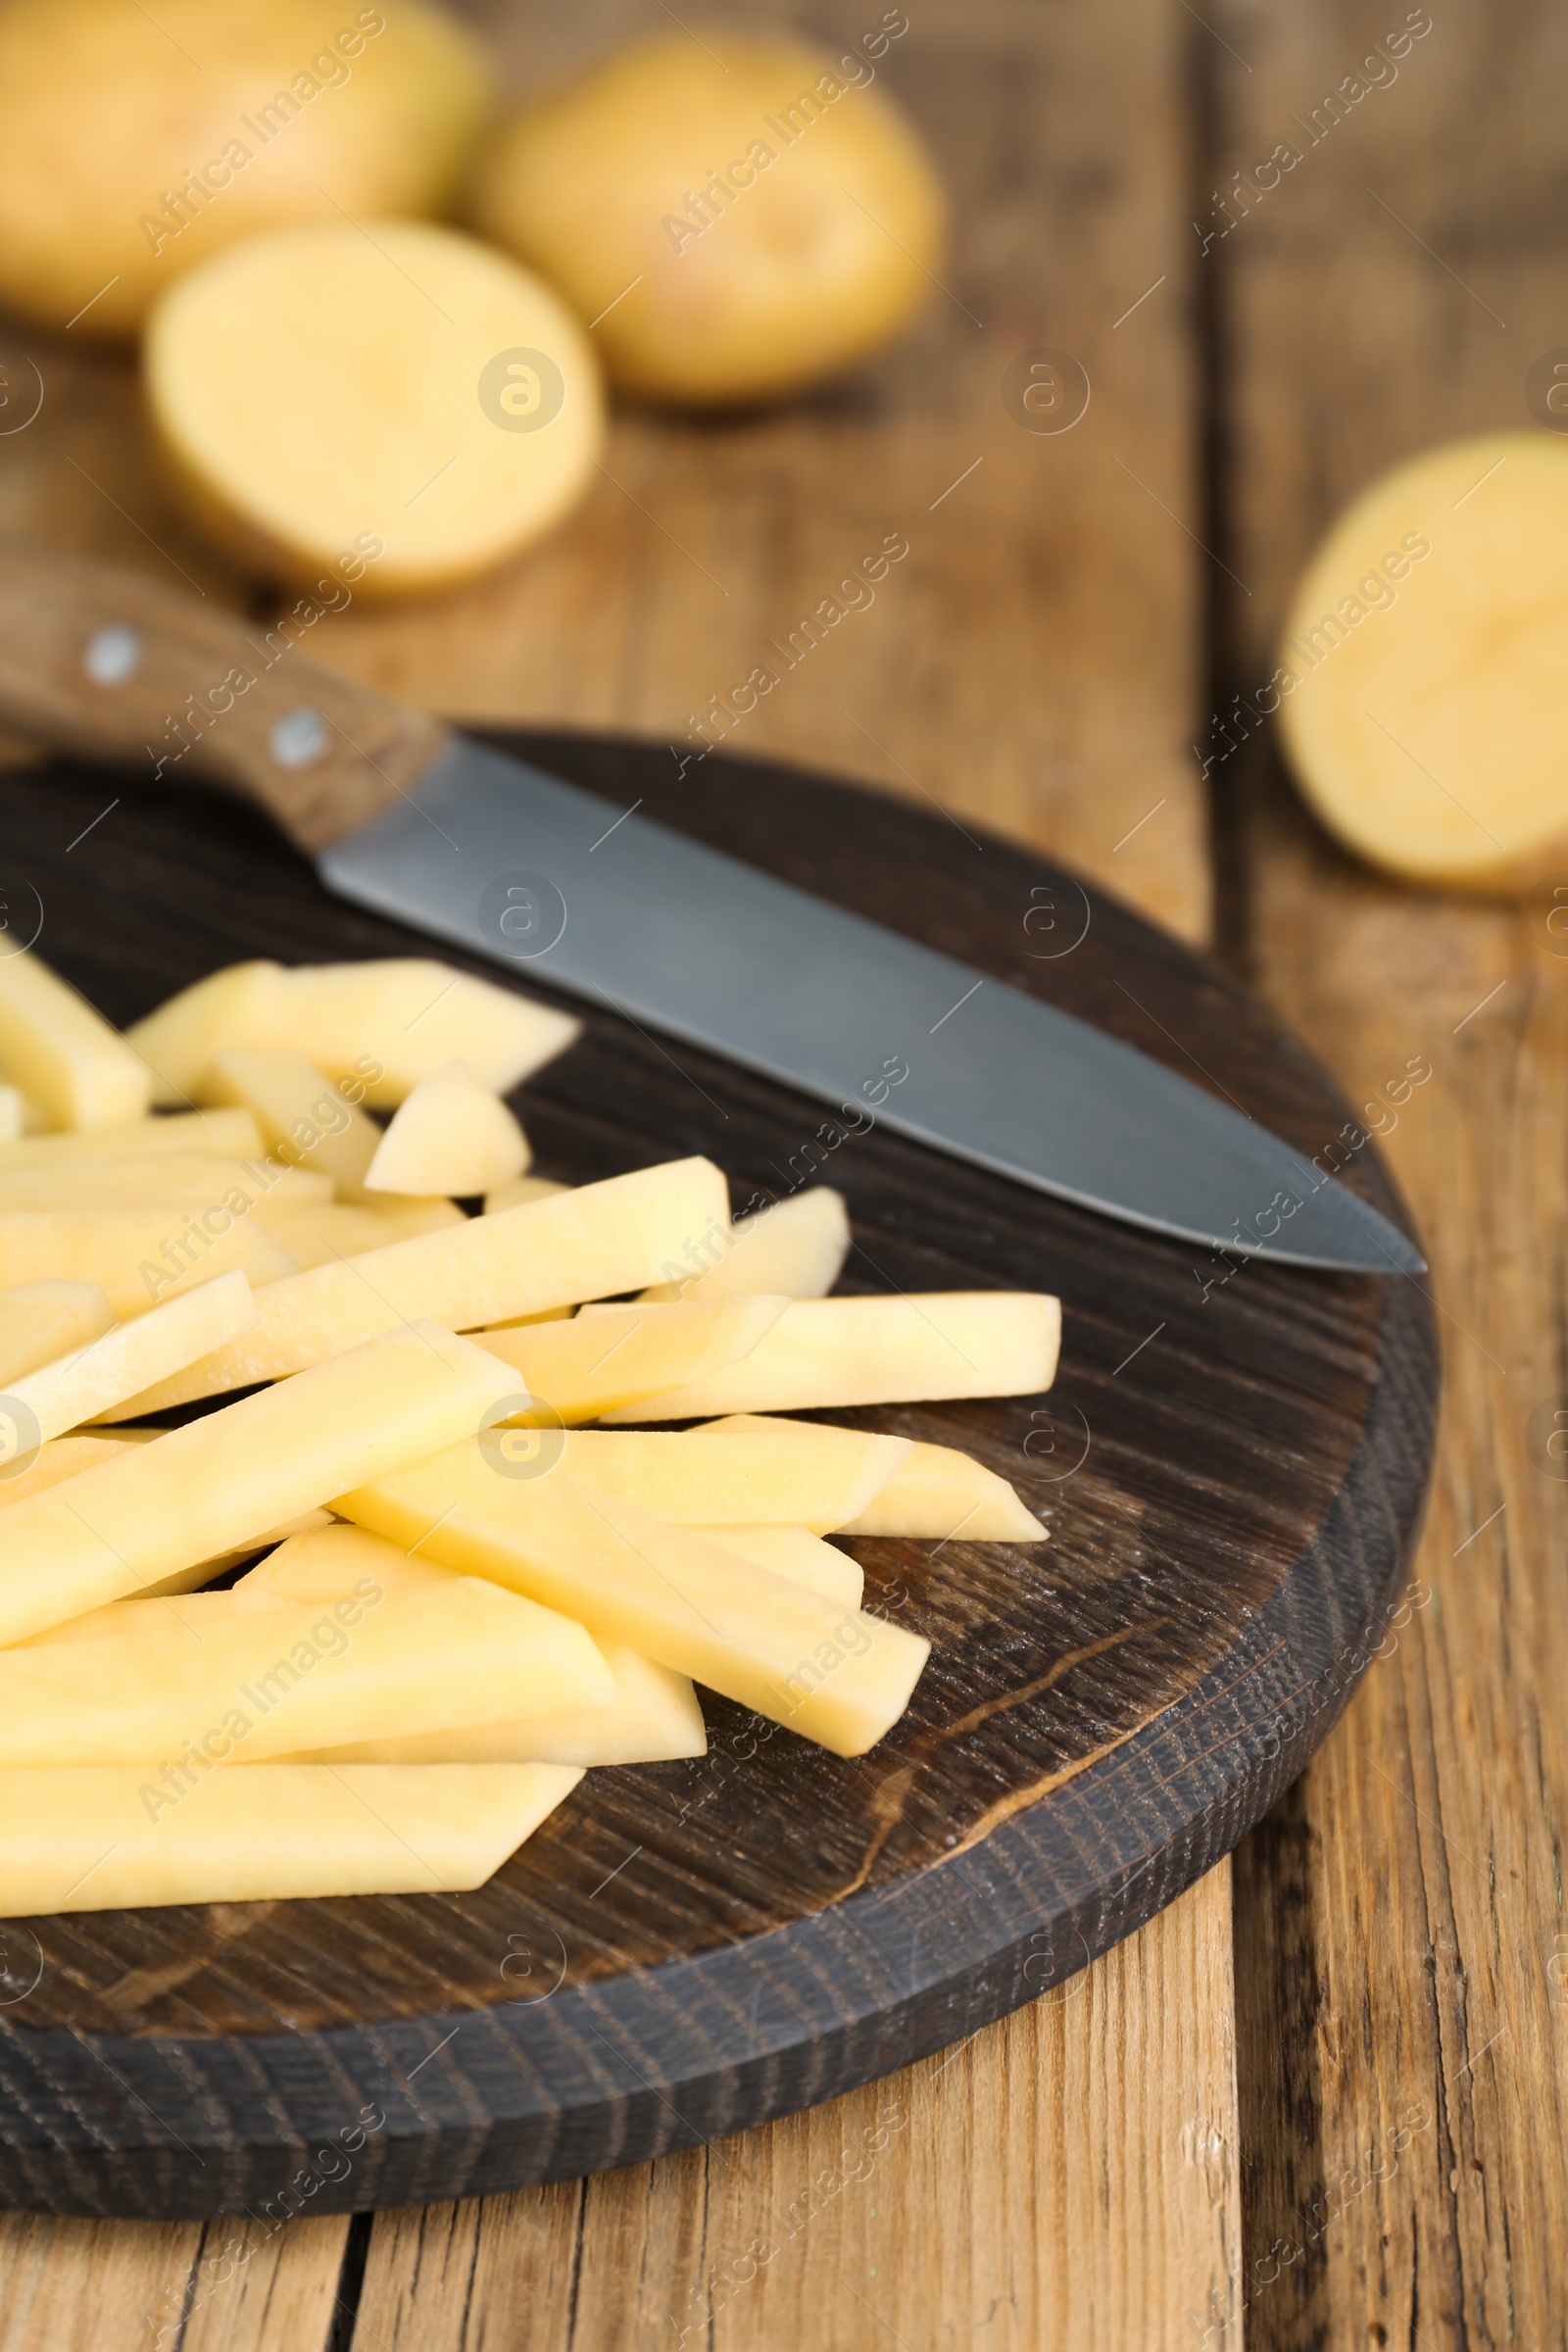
<box><xmin>0</xmin><ymin>541</ymin><xmax>1422</xmax><ymax>1274</ymax></box>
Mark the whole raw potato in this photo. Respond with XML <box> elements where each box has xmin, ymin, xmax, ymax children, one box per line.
<box><xmin>469</xmin><ymin>27</ymin><xmax>946</xmax><ymax>406</ymax></box>
<box><xmin>0</xmin><ymin>0</ymin><xmax>492</xmax><ymax>337</ymax></box>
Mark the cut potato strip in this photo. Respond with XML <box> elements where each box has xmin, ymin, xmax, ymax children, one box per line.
<box><xmin>480</xmin><ymin>1296</ymin><xmax>789</xmax><ymax>1425</ymax></box>
<box><xmin>713</xmin><ymin>1414</ymin><xmax>1047</xmax><ymax>1541</ymax></box>
<box><xmin>0</xmin><ymin>1107</ymin><xmax>264</xmax><ymax>1172</ymax></box>
<box><xmin>706</xmin><ymin>1524</ymin><xmax>863</xmax><ymax>1606</ymax></box>
<box><xmin>485</xmin><ymin>1173</ymin><xmax>568</xmax><ymax>1214</ymax></box>
<box><xmin>12</xmin><ymin>1505</ymin><xmax>335</xmax><ymax>1605</ymax></box>
<box><xmin>337</xmin><ymin>1455</ymin><xmax>930</xmax><ymax>1755</ymax></box>
<box><xmin>367</xmin><ymin>1060</ymin><xmax>530</xmax><ymax>1197</ymax></box>
<box><xmin>0</xmin><ymin>1087</ymin><xmax>25</xmax><ymax>1144</ymax></box>
<box><xmin>0</xmin><ymin>1280</ymin><xmax>115</xmax><ymax>1387</ymax></box>
<box><xmin>0</xmin><ymin>950</ymin><xmax>150</xmax><ymax>1130</ymax></box>
<box><xmin>0</xmin><ymin>1320</ymin><xmax>517</xmax><ymax>1646</ymax></box>
<box><xmin>604</xmin><ymin>1293</ymin><xmax>1061</xmax><ymax>1420</ymax></box>
<box><xmin>246</xmin><ymin>1200</ymin><xmax>459</xmax><ymax>1271</ymax></box>
<box><xmin>197</xmin><ymin>1049</ymin><xmax>384</xmax><ymax>1202</ymax></box>
<box><xmin>0</xmin><ymin>1207</ymin><xmax>296</xmax><ymax>1320</ymax></box>
<box><xmin>237</xmin><ymin>1525</ymin><xmax>707</xmax><ymax>1766</ymax></box>
<box><xmin>107</xmin><ymin>1157</ymin><xmax>729</xmax><ymax>1411</ymax></box>
<box><xmin>0</xmin><ymin>1430</ymin><xmax>135</xmax><ymax>1504</ymax></box>
<box><xmin>0</xmin><ymin>1153</ymin><xmax>334</xmax><ymax>1208</ymax></box>
<box><xmin>0</xmin><ymin>1577</ymin><xmax>613</xmax><ymax>1766</ymax></box>
<box><xmin>641</xmin><ymin>1188</ymin><xmax>850</xmax><ymax>1303</ymax></box>
<box><xmin>0</xmin><ymin>1762</ymin><xmax>581</xmax><ymax>1916</ymax></box>
<box><xmin>548</xmin><ymin>1426</ymin><xmax>907</xmax><ymax>1530</ymax></box>
<box><xmin>7</xmin><ymin>1267</ymin><xmax>255</xmax><ymax>1445</ymax></box>
<box><xmin>130</xmin><ymin>958</ymin><xmax>581</xmax><ymax>1109</ymax></box>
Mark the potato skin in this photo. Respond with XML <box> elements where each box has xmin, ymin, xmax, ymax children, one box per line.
<box><xmin>0</xmin><ymin>0</ymin><xmax>492</xmax><ymax>338</ymax></box>
<box><xmin>469</xmin><ymin>28</ymin><xmax>945</xmax><ymax>407</ymax></box>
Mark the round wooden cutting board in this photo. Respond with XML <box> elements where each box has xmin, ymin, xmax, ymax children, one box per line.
<box><xmin>0</xmin><ymin>732</ymin><xmax>1437</xmax><ymax>2218</ymax></box>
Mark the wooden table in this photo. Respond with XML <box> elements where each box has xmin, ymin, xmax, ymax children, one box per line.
<box><xmin>0</xmin><ymin>0</ymin><xmax>1561</xmax><ymax>2340</ymax></box>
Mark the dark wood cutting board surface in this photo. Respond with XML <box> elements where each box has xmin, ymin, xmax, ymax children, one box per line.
<box><xmin>0</xmin><ymin>732</ymin><xmax>1437</xmax><ymax>2217</ymax></box>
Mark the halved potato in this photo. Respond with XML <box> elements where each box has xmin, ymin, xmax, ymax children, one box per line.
<box><xmin>0</xmin><ymin>949</ymin><xmax>149</xmax><ymax>1129</ymax></box>
<box><xmin>605</xmin><ymin>1293</ymin><xmax>1062</xmax><ymax>1420</ymax></box>
<box><xmin>130</xmin><ymin>958</ymin><xmax>579</xmax><ymax>1108</ymax></box>
<box><xmin>0</xmin><ymin>0</ymin><xmax>495</xmax><ymax>340</ymax></box>
<box><xmin>147</xmin><ymin>221</ymin><xmax>605</xmax><ymax>595</ymax></box>
<box><xmin>470</xmin><ymin>32</ymin><xmax>945</xmax><ymax>407</ymax></box>
<box><xmin>641</xmin><ymin>1187</ymin><xmax>849</xmax><ymax>1302</ymax></box>
<box><xmin>0</xmin><ymin>1761</ymin><xmax>579</xmax><ymax>1914</ymax></box>
<box><xmin>0</xmin><ymin>1319</ymin><xmax>516</xmax><ymax>1644</ymax></box>
<box><xmin>1276</xmin><ymin>432</ymin><xmax>1568</xmax><ymax>889</ymax></box>
<box><xmin>0</xmin><ymin>1280</ymin><xmax>115</xmax><ymax>1388</ymax></box>
<box><xmin>110</xmin><ymin>1157</ymin><xmax>728</xmax><ymax>1409</ymax></box>
<box><xmin>366</xmin><ymin>1060</ymin><xmax>529</xmax><ymax>1196</ymax></box>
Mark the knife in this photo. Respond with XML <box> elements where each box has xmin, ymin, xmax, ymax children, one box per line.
<box><xmin>0</xmin><ymin>542</ymin><xmax>1421</xmax><ymax>1274</ymax></box>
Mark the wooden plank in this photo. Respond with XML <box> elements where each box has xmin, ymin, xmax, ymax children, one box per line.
<box><xmin>350</xmin><ymin>1867</ymin><xmax>1240</xmax><ymax>2352</ymax></box>
<box><xmin>1211</xmin><ymin>1</ymin><xmax>1568</xmax><ymax>2341</ymax></box>
<box><xmin>0</xmin><ymin>2211</ymin><xmax>347</xmax><ymax>2352</ymax></box>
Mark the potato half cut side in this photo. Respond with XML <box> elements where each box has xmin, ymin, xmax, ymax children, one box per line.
<box><xmin>604</xmin><ymin>1293</ymin><xmax>1061</xmax><ymax>1420</ymax></box>
<box><xmin>0</xmin><ymin>1763</ymin><xmax>580</xmax><ymax>1916</ymax></box>
<box><xmin>337</xmin><ymin>1455</ymin><xmax>929</xmax><ymax>1756</ymax></box>
<box><xmin>1276</xmin><ymin>431</ymin><xmax>1568</xmax><ymax>889</ymax></box>
<box><xmin>146</xmin><ymin>222</ymin><xmax>605</xmax><ymax>596</ymax></box>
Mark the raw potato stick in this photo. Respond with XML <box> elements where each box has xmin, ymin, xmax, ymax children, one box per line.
<box><xmin>366</xmin><ymin>1060</ymin><xmax>530</xmax><ymax>1197</ymax></box>
<box><xmin>604</xmin><ymin>1292</ymin><xmax>1061</xmax><ymax>1420</ymax></box>
<box><xmin>0</xmin><ymin>1206</ymin><xmax>296</xmax><ymax>1320</ymax></box>
<box><xmin>0</xmin><ymin>1107</ymin><xmax>264</xmax><ymax>1171</ymax></box>
<box><xmin>0</xmin><ymin>1320</ymin><xmax>518</xmax><ymax>1645</ymax></box>
<box><xmin>0</xmin><ymin>1763</ymin><xmax>582</xmax><ymax>1916</ymax></box>
<box><xmin>0</xmin><ymin>1280</ymin><xmax>115</xmax><ymax>1387</ymax></box>
<box><xmin>6</xmin><ymin>1267</ymin><xmax>255</xmax><ymax>1445</ymax></box>
<box><xmin>713</xmin><ymin>1414</ymin><xmax>1048</xmax><ymax>1541</ymax></box>
<box><xmin>336</xmin><ymin>1454</ymin><xmax>930</xmax><ymax>1756</ymax></box>
<box><xmin>640</xmin><ymin>1187</ymin><xmax>850</xmax><ymax>1302</ymax></box>
<box><xmin>237</xmin><ymin>1529</ymin><xmax>706</xmax><ymax>1765</ymax></box>
<box><xmin>0</xmin><ymin>1579</ymin><xmax>614</xmax><ymax>1765</ymax></box>
<box><xmin>545</xmin><ymin>1426</ymin><xmax>908</xmax><ymax>1530</ymax></box>
<box><xmin>478</xmin><ymin>1296</ymin><xmax>790</xmax><ymax>1424</ymax></box>
<box><xmin>130</xmin><ymin>958</ymin><xmax>581</xmax><ymax>1108</ymax></box>
<box><xmin>107</xmin><ymin>1156</ymin><xmax>730</xmax><ymax>1411</ymax></box>
<box><xmin>705</xmin><ymin>1524</ymin><xmax>863</xmax><ymax>1606</ymax></box>
<box><xmin>197</xmin><ymin>1049</ymin><xmax>450</xmax><ymax>1223</ymax></box>
<box><xmin>0</xmin><ymin>949</ymin><xmax>150</xmax><ymax>1129</ymax></box>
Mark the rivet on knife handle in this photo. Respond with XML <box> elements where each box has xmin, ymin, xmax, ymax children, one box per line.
<box><xmin>0</xmin><ymin>539</ymin><xmax>450</xmax><ymax>853</ymax></box>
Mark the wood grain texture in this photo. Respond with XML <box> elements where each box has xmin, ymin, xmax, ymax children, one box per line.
<box><xmin>0</xmin><ymin>734</ymin><xmax>1432</xmax><ymax>2228</ymax></box>
<box><xmin>1210</xmin><ymin>1</ymin><xmax>1568</xmax><ymax>2342</ymax></box>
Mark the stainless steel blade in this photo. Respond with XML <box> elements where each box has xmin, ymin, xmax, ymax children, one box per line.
<box><xmin>318</xmin><ymin>739</ymin><xmax>1424</xmax><ymax>1274</ymax></box>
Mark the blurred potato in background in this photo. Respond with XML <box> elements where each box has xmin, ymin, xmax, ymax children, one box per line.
<box><xmin>470</xmin><ymin>22</ymin><xmax>945</xmax><ymax>408</ymax></box>
<box><xmin>0</xmin><ymin>0</ymin><xmax>493</xmax><ymax>337</ymax></box>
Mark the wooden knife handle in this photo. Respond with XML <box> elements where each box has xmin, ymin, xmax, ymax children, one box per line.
<box><xmin>0</xmin><ymin>540</ymin><xmax>451</xmax><ymax>853</ymax></box>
